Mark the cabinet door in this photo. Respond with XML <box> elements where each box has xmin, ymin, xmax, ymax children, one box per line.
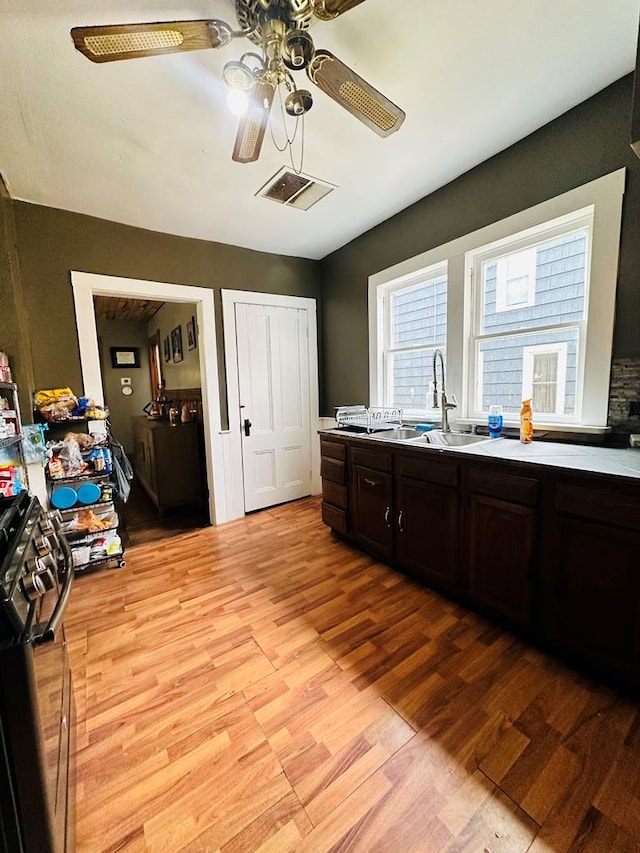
<box><xmin>350</xmin><ymin>465</ymin><xmax>393</xmax><ymax>559</ymax></box>
<box><xmin>134</xmin><ymin>425</ymin><xmax>155</xmax><ymax>496</ymax></box>
<box><xmin>467</xmin><ymin>493</ymin><xmax>535</xmax><ymax>627</ymax></box>
<box><xmin>153</xmin><ymin>426</ymin><xmax>200</xmax><ymax>508</ymax></box>
<box><xmin>545</xmin><ymin>515</ymin><xmax>640</xmax><ymax>676</ymax></box>
<box><xmin>395</xmin><ymin>476</ymin><xmax>459</xmax><ymax>591</ymax></box>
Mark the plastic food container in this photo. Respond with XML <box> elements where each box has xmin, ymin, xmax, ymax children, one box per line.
<box><xmin>51</xmin><ymin>486</ymin><xmax>77</xmax><ymax>510</ymax></box>
<box><xmin>76</xmin><ymin>482</ymin><xmax>102</xmax><ymax>505</ymax></box>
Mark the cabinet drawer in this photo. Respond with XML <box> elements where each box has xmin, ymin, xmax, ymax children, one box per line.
<box><xmin>351</xmin><ymin>446</ymin><xmax>392</xmax><ymax>472</ymax></box>
<box><xmin>321</xmin><ymin>457</ymin><xmax>346</xmax><ymax>484</ymax></box>
<box><xmin>555</xmin><ymin>484</ymin><xmax>640</xmax><ymax>531</ymax></box>
<box><xmin>320</xmin><ymin>439</ymin><xmax>346</xmax><ymax>461</ymax></box>
<box><xmin>397</xmin><ymin>453</ymin><xmax>458</xmax><ymax>487</ymax></box>
<box><xmin>322</xmin><ymin>479</ymin><xmax>347</xmax><ymax>509</ymax></box>
<box><xmin>322</xmin><ymin>502</ymin><xmax>347</xmax><ymax>534</ymax></box>
<box><xmin>469</xmin><ymin>467</ymin><xmax>538</xmax><ymax>506</ymax></box>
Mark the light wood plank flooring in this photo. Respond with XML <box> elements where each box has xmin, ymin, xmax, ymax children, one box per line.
<box><xmin>65</xmin><ymin>496</ymin><xmax>640</xmax><ymax>852</ymax></box>
<box><xmin>118</xmin><ymin>476</ymin><xmax>210</xmax><ymax>549</ymax></box>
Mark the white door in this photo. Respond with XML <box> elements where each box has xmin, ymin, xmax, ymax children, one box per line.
<box><xmin>235</xmin><ymin>302</ymin><xmax>312</xmax><ymax>512</ymax></box>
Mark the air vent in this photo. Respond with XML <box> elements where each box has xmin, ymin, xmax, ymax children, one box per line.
<box><xmin>256</xmin><ymin>167</ymin><xmax>336</xmax><ymax>211</ymax></box>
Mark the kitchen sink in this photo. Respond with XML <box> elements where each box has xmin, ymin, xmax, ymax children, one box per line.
<box><xmin>369</xmin><ymin>427</ymin><xmax>421</xmax><ymax>440</ymax></box>
<box><xmin>409</xmin><ymin>430</ymin><xmax>493</xmax><ymax>447</ymax></box>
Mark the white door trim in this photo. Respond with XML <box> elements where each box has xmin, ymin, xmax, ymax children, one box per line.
<box><xmin>221</xmin><ymin>289</ymin><xmax>320</xmax><ymax>520</ymax></box>
<box><xmin>70</xmin><ymin>271</ymin><xmax>228</xmax><ymax>526</ymax></box>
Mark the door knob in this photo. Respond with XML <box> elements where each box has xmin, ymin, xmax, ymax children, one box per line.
<box><xmin>243</xmin><ymin>418</ymin><xmax>252</xmax><ymax>437</ymax></box>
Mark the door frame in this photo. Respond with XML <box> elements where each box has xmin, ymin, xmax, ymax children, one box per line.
<box><xmin>71</xmin><ymin>271</ymin><xmax>228</xmax><ymax>525</ymax></box>
<box><xmin>221</xmin><ymin>289</ymin><xmax>320</xmax><ymax>519</ymax></box>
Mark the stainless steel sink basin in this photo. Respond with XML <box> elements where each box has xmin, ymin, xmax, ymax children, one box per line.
<box><xmin>409</xmin><ymin>431</ymin><xmax>493</xmax><ymax>447</ymax></box>
<box><xmin>369</xmin><ymin>427</ymin><xmax>420</xmax><ymax>440</ymax></box>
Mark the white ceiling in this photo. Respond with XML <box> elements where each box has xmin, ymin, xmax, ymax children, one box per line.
<box><xmin>1</xmin><ymin>0</ymin><xmax>639</xmax><ymax>260</ymax></box>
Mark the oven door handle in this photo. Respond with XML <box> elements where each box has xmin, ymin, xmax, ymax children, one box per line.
<box><xmin>37</xmin><ymin>535</ymin><xmax>75</xmax><ymax>643</ymax></box>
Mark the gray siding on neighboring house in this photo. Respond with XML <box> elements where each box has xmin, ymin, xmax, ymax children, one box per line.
<box><xmin>390</xmin><ymin>276</ymin><xmax>447</xmax><ymax>410</ymax></box>
<box><xmin>479</xmin><ymin>233</ymin><xmax>585</xmax><ymax>414</ymax></box>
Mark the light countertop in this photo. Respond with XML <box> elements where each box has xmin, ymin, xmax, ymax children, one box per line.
<box><xmin>322</xmin><ymin>429</ymin><xmax>640</xmax><ymax>482</ymax></box>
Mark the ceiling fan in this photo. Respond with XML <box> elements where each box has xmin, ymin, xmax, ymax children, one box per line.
<box><xmin>71</xmin><ymin>0</ymin><xmax>405</xmax><ymax>165</ymax></box>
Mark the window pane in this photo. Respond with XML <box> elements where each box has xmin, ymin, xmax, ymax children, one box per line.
<box><xmin>477</xmin><ymin>329</ymin><xmax>578</xmax><ymax>415</ymax></box>
<box><xmin>389</xmin><ymin>348</ymin><xmax>443</xmax><ymax>410</ymax></box>
<box><xmin>391</xmin><ymin>275</ymin><xmax>447</xmax><ymax>348</ymax></box>
<box><xmin>532</xmin><ymin>352</ymin><xmax>558</xmax><ymax>413</ymax></box>
<box><xmin>505</xmin><ymin>275</ymin><xmax>530</xmax><ymax>306</ymax></box>
<box><xmin>482</xmin><ymin>231</ymin><xmax>587</xmax><ymax>334</ymax></box>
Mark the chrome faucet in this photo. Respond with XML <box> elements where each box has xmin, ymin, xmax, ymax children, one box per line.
<box><xmin>432</xmin><ymin>348</ymin><xmax>457</xmax><ymax>432</ymax></box>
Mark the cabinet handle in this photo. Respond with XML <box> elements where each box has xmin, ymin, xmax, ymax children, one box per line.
<box><xmin>363</xmin><ymin>477</ymin><xmax>378</xmax><ymax>487</ymax></box>
<box><xmin>384</xmin><ymin>506</ymin><xmax>391</xmax><ymax>527</ymax></box>
<box><xmin>398</xmin><ymin>509</ymin><xmax>404</xmax><ymax>532</ymax></box>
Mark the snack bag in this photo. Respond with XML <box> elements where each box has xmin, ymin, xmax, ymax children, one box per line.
<box><xmin>34</xmin><ymin>388</ymin><xmax>78</xmax><ymax>422</ymax></box>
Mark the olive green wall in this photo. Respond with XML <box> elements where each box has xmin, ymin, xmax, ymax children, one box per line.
<box><xmin>96</xmin><ymin>318</ymin><xmax>153</xmax><ymax>454</ymax></box>
<box><xmin>319</xmin><ymin>75</ymin><xmax>640</xmax><ymax>413</ymax></box>
<box><xmin>4</xmin><ymin>204</ymin><xmax>321</xmax><ymax>424</ymax></box>
<box><xmin>0</xmin><ymin>176</ymin><xmax>34</xmax><ymax>416</ymax></box>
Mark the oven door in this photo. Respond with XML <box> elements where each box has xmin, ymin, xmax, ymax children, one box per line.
<box><xmin>0</xmin><ymin>547</ymin><xmax>75</xmax><ymax>853</ymax></box>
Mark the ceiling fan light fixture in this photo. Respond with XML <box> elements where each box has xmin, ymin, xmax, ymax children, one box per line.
<box><xmin>222</xmin><ymin>59</ymin><xmax>256</xmax><ymax>93</ymax></box>
<box><xmin>285</xmin><ymin>89</ymin><xmax>313</xmax><ymax>116</ymax></box>
<box><xmin>282</xmin><ymin>30</ymin><xmax>315</xmax><ymax>70</ymax></box>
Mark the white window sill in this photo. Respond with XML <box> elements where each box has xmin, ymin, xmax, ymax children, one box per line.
<box><xmin>453</xmin><ymin>418</ymin><xmax>611</xmax><ymax>435</ymax></box>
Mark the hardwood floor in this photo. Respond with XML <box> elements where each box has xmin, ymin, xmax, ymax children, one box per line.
<box><xmin>118</xmin><ymin>475</ymin><xmax>210</xmax><ymax>549</ymax></box>
<box><xmin>65</xmin><ymin>496</ymin><xmax>640</xmax><ymax>852</ymax></box>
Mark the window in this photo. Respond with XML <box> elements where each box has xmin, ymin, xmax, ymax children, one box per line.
<box><xmin>376</xmin><ymin>266</ymin><xmax>447</xmax><ymax>415</ymax></box>
<box><xmin>522</xmin><ymin>342</ymin><xmax>568</xmax><ymax>416</ymax></box>
<box><xmin>470</xmin><ymin>216</ymin><xmax>589</xmax><ymax>421</ymax></box>
<box><xmin>495</xmin><ymin>248</ymin><xmax>536</xmax><ymax>312</ymax></box>
<box><xmin>369</xmin><ymin>169</ymin><xmax>625</xmax><ymax>432</ymax></box>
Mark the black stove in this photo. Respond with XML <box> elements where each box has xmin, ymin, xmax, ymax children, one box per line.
<box><xmin>0</xmin><ymin>490</ymin><xmax>76</xmax><ymax>853</ymax></box>
<box><xmin>0</xmin><ymin>492</ymin><xmax>72</xmax><ymax>645</ymax></box>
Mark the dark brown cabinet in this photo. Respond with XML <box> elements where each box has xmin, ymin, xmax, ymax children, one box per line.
<box><xmin>320</xmin><ymin>437</ymin><xmax>348</xmax><ymax>534</ymax></box>
<box><xmin>395</xmin><ymin>453</ymin><xmax>459</xmax><ymax>591</ymax></box>
<box><xmin>132</xmin><ymin>417</ymin><xmax>201</xmax><ymax>513</ymax></box>
<box><xmin>543</xmin><ymin>483</ymin><xmax>640</xmax><ymax>680</ymax></box>
<box><xmin>350</xmin><ymin>446</ymin><xmax>393</xmax><ymax>559</ymax></box>
<box><xmin>464</xmin><ymin>467</ymin><xmax>538</xmax><ymax>628</ymax></box>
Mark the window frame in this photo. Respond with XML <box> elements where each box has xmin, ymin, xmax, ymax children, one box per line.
<box><xmin>368</xmin><ymin>169</ymin><xmax>625</xmax><ymax>433</ymax></box>
<box><xmin>375</xmin><ymin>263</ymin><xmax>448</xmax><ymax>417</ymax></box>
<box><xmin>467</xmin><ymin>210</ymin><xmax>592</xmax><ymax>424</ymax></box>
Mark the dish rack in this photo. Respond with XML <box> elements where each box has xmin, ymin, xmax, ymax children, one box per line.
<box><xmin>335</xmin><ymin>405</ymin><xmax>404</xmax><ymax>433</ymax></box>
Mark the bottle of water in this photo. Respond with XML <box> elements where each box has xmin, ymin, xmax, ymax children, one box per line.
<box><xmin>487</xmin><ymin>405</ymin><xmax>503</xmax><ymax>439</ymax></box>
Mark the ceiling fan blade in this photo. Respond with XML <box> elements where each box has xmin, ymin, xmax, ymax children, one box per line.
<box><xmin>307</xmin><ymin>50</ymin><xmax>405</xmax><ymax>137</ymax></box>
<box><xmin>312</xmin><ymin>0</ymin><xmax>368</xmax><ymax>20</ymax></box>
<box><xmin>232</xmin><ymin>80</ymin><xmax>276</xmax><ymax>164</ymax></box>
<box><xmin>70</xmin><ymin>19</ymin><xmax>234</xmax><ymax>63</ymax></box>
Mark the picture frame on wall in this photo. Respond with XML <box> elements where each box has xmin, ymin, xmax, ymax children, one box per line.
<box><xmin>110</xmin><ymin>347</ymin><xmax>140</xmax><ymax>368</ymax></box>
<box><xmin>163</xmin><ymin>336</ymin><xmax>170</xmax><ymax>363</ymax></box>
<box><xmin>187</xmin><ymin>316</ymin><xmax>197</xmax><ymax>350</ymax></box>
<box><xmin>171</xmin><ymin>325</ymin><xmax>183</xmax><ymax>363</ymax></box>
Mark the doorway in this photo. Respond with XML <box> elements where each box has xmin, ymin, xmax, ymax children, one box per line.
<box><xmin>71</xmin><ymin>272</ymin><xmax>228</xmax><ymax>525</ymax></box>
<box><xmin>95</xmin><ymin>300</ymin><xmax>209</xmax><ymax>546</ymax></box>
